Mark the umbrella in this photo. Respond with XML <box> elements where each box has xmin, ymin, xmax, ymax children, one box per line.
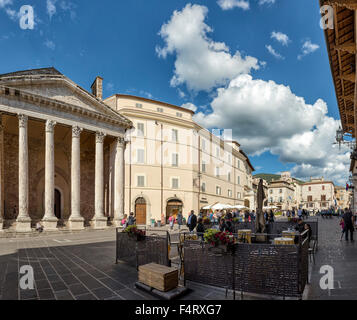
<box><xmin>210</xmin><ymin>203</ymin><xmax>233</xmax><ymax>210</ymax></box>
<box><xmin>232</xmin><ymin>205</ymin><xmax>248</xmax><ymax>210</ymax></box>
<box><xmin>255</xmin><ymin>179</ymin><xmax>266</xmax><ymax>233</ymax></box>
<box><xmin>263</xmin><ymin>205</ymin><xmax>278</xmax><ymax>210</ymax></box>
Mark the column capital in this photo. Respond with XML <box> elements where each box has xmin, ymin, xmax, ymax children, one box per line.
<box><xmin>96</xmin><ymin>132</ymin><xmax>106</xmax><ymax>144</ymax></box>
<box><xmin>72</xmin><ymin>126</ymin><xmax>83</xmax><ymax>138</ymax></box>
<box><xmin>18</xmin><ymin>114</ymin><xmax>28</xmax><ymax>128</ymax></box>
<box><xmin>45</xmin><ymin>120</ymin><xmax>57</xmax><ymax>133</ymax></box>
<box><xmin>116</xmin><ymin>136</ymin><xmax>127</xmax><ymax>147</ymax></box>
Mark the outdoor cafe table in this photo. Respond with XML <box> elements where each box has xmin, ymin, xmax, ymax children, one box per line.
<box><xmin>238</xmin><ymin>229</ymin><xmax>252</xmax><ymax>244</ymax></box>
<box><xmin>274</xmin><ymin>237</ymin><xmax>295</xmax><ymax>245</ymax></box>
<box><xmin>282</xmin><ymin>230</ymin><xmax>298</xmax><ymax>239</ymax></box>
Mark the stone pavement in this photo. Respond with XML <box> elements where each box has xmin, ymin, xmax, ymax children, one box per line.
<box><xmin>307</xmin><ymin>216</ymin><xmax>357</xmax><ymax>300</ymax></box>
<box><xmin>0</xmin><ymin>229</ymin><xmax>232</xmax><ymax>300</ymax></box>
<box><xmin>1</xmin><ymin>217</ymin><xmax>356</xmax><ymax>300</ymax></box>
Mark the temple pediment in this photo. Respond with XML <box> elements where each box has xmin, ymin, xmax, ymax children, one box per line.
<box><xmin>0</xmin><ymin>67</ymin><xmax>131</xmax><ymax>127</ymax></box>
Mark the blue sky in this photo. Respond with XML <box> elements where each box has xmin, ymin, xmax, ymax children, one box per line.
<box><xmin>0</xmin><ymin>0</ymin><xmax>350</xmax><ymax>184</ymax></box>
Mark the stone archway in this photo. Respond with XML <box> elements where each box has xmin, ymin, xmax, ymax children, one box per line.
<box><xmin>166</xmin><ymin>199</ymin><xmax>183</xmax><ymax>224</ymax></box>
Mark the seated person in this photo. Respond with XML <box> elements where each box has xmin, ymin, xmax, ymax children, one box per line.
<box><xmin>294</xmin><ymin>218</ymin><xmax>306</xmax><ymax>234</ymax></box>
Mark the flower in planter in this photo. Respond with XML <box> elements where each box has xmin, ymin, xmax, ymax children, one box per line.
<box><xmin>123</xmin><ymin>225</ymin><xmax>146</xmax><ymax>240</ymax></box>
<box><xmin>204</xmin><ymin>229</ymin><xmax>234</xmax><ymax>247</ymax></box>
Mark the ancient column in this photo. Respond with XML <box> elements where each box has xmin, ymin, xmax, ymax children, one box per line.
<box><xmin>0</xmin><ymin>114</ymin><xmax>3</xmax><ymax>232</ymax></box>
<box><xmin>43</xmin><ymin>120</ymin><xmax>58</xmax><ymax>231</ymax></box>
<box><xmin>93</xmin><ymin>132</ymin><xmax>107</xmax><ymax>229</ymax></box>
<box><xmin>68</xmin><ymin>126</ymin><xmax>84</xmax><ymax>230</ymax></box>
<box><xmin>114</xmin><ymin>137</ymin><xmax>126</xmax><ymax>226</ymax></box>
<box><xmin>16</xmin><ymin>114</ymin><xmax>31</xmax><ymax>232</ymax></box>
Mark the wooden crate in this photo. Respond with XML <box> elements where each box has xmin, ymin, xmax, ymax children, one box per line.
<box><xmin>138</xmin><ymin>263</ymin><xmax>178</xmax><ymax>292</ymax></box>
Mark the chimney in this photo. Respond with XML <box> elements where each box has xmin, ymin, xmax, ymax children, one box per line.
<box><xmin>91</xmin><ymin>76</ymin><xmax>103</xmax><ymax>100</ymax></box>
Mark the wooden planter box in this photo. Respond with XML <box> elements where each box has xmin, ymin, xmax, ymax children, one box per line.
<box><xmin>138</xmin><ymin>263</ymin><xmax>178</xmax><ymax>292</ymax></box>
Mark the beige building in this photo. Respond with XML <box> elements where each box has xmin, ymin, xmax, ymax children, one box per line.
<box><xmin>300</xmin><ymin>178</ymin><xmax>336</xmax><ymax>211</ymax></box>
<box><xmin>335</xmin><ymin>186</ymin><xmax>352</xmax><ymax>210</ymax></box>
<box><xmin>104</xmin><ymin>94</ymin><xmax>255</xmax><ymax>225</ymax></box>
<box><xmin>0</xmin><ymin>68</ymin><xmax>132</xmax><ymax>232</ymax></box>
<box><xmin>267</xmin><ymin>175</ymin><xmax>296</xmax><ymax>211</ymax></box>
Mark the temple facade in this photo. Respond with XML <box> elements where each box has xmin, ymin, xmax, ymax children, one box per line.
<box><xmin>0</xmin><ymin>68</ymin><xmax>132</xmax><ymax>232</ymax></box>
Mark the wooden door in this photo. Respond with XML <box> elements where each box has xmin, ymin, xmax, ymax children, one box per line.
<box><xmin>135</xmin><ymin>203</ymin><xmax>146</xmax><ymax>225</ymax></box>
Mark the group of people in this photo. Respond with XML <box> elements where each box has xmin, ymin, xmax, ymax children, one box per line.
<box><xmin>120</xmin><ymin>212</ymin><xmax>136</xmax><ymax>228</ymax></box>
<box><xmin>339</xmin><ymin>208</ymin><xmax>355</xmax><ymax>241</ymax></box>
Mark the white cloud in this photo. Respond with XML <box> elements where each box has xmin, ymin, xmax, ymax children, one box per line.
<box><xmin>156</xmin><ymin>4</ymin><xmax>259</xmax><ymax>92</ymax></box>
<box><xmin>217</xmin><ymin>0</ymin><xmax>250</xmax><ymax>10</ymax></box>
<box><xmin>44</xmin><ymin>39</ymin><xmax>55</xmax><ymax>50</ymax></box>
<box><xmin>106</xmin><ymin>82</ymin><xmax>114</xmax><ymax>92</ymax></box>
<box><xmin>298</xmin><ymin>40</ymin><xmax>319</xmax><ymax>60</ymax></box>
<box><xmin>46</xmin><ymin>0</ymin><xmax>76</xmax><ymax>20</ymax></box>
<box><xmin>0</xmin><ymin>0</ymin><xmax>12</xmax><ymax>8</ymax></box>
<box><xmin>139</xmin><ymin>90</ymin><xmax>154</xmax><ymax>100</ymax></box>
<box><xmin>265</xmin><ymin>44</ymin><xmax>284</xmax><ymax>59</ymax></box>
<box><xmin>194</xmin><ymin>74</ymin><xmax>350</xmax><ymax>185</ymax></box>
<box><xmin>46</xmin><ymin>0</ymin><xmax>56</xmax><ymax>19</ymax></box>
<box><xmin>181</xmin><ymin>102</ymin><xmax>198</xmax><ymax>112</ymax></box>
<box><xmin>259</xmin><ymin>0</ymin><xmax>275</xmax><ymax>5</ymax></box>
<box><xmin>5</xmin><ymin>7</ymin><xmax>17</xmax><ymax>20</ymax></box>
<box><xmin>271</xmin><ymin>31</ymin><xmax>290</xmax><ymax>46</ymax></box>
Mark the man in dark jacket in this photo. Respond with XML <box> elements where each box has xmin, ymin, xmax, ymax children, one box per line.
<box><xmin>343</xmin><ymin>209</ymin><xmax>355</xmax><ymax>241</ymax></box>
<box><xmin>295</xmin><ymin>218</ymin><xmax>306</xmax><ymax>233</ymax></box>
<box><xmin>187</xmin><ymin>210</ymin><xmax>197</xmax><ymax>232</ymax></box>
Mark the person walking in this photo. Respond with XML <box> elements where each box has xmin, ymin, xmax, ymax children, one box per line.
<box><xmin>342</xmin><ymin>209</ymin><xmax>355</xmax><ymax>241</ymax></box>
<box><xmin>177</xmin><ymin>211</ymin><xmax>183</xmax><ymax>230</ymax></box>
<box><xmin>298</xmin><ymin>208</ymin><xmax>302</xmax><ymax>220</ymax></box>
<box><xmin>196</xmin><ymin>218</ymin><xmax>205</xmax><ymax>240</ymax></box>
<box><xmin>268</xmin><ymin>210</ymin><xmax>275</xmax><ymax>223</ymax></box>
<box><xmin>339</xmin><ymin>217</ymin><xmax>345</xmax><ymax>240</ymax></box>
<box><xmin>169</xmin><ymin>213</ymin><xmax>175</xmax><ymax>230</ymax></box>
<box><xmin>187</xmin><ymin>210</ymin><xmax>197</xmax><ymax>233</ymax></box>
<box><xmin>244</xmin><ymin>211</ymin><xmax>250</xmax><ymax>223</ymax></box>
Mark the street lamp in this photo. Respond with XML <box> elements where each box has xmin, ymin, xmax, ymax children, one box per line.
<box><xmin>335</xmin><ymin>126</ymin><xmax>344</xmax><ymax>149</ymax></box>
<box><xmin>334</xmin><ymin>126</ymin><xmax>356</xmax><ymax>150</ymax></box>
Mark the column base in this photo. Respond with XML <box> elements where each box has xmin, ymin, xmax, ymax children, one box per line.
<box><xmin>68</xmin><ymin>217</ymin><xmax>84</xmax><ymax>231</ymax></box>
<box><xmin>0</xmin><ymin>219</ymin><xmax>3</xmax><ymax>232</ymax></box>
<box><xmin>15</xmin><ymin>217</ymin><xmax>32</xmax><ymax>233</ymax></box>
<box><xmin>92</xmin><ymin>217</ymin><xmax>108</xmax><ymax>230</ymax></box>
<box><xmin>42</xmin><ymin>218</ymin><xmax>58</xmax><ymax>231</ymax></box>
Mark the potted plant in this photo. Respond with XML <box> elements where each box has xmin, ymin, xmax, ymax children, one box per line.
<box><xmin>203</xmin><ymin>229</ymin><xmax>235</xmax><ymax>254</ymax></box>
<box><xmin>123</xmin><ymin>225</ymin><xmax>146</xmax><ymax>241</ymax></box>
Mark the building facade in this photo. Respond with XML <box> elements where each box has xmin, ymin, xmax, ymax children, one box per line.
<box><xmin>335</xmin><ymin>186</ymin><xmax>352</xmax><ymax>210</ymax></box>
<box><xmin>104</xmin><ymin>94</ymin><xmax>254</xmax><ymax>224</ymax></box>
<box><xmin>0</xmin><ymin>68</ymin><xmax>131</xmax><ymax>232</ymax></box>
<box><xmin>267</xmin><ymin>181</ymin><xmax>295</xmax><ymax>211</ymax></box>
<box><xmin>300</xmin><ymin>178</ymin><xmax>336</xmax><ymax>211</ymax></box>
